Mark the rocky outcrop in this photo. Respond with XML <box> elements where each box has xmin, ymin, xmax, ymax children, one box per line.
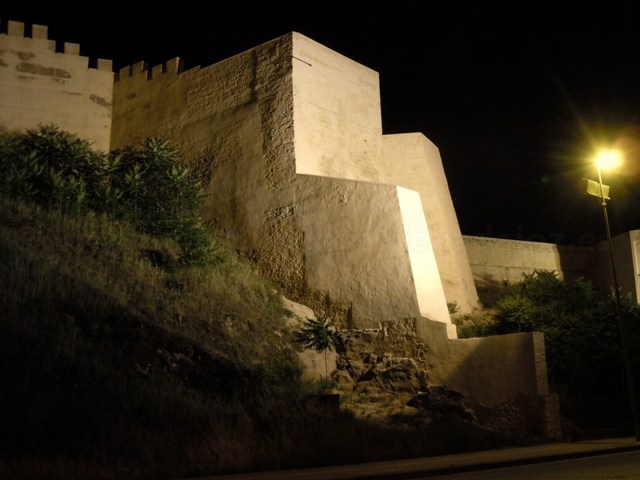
<box><xmin>332</xmin><ymin>319</ymin><xmax>432</xmax><ymax>421</ymax></box>
<box><xmin>408</xmin><ymin>387</ymin><xmax>478</xmax><ymax>423</ymax></box>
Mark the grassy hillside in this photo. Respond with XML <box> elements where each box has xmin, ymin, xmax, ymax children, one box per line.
<box><xmin>0</xmin><ymin>196</ymin><xmax>314</xmax><ymax>478</ymax></box>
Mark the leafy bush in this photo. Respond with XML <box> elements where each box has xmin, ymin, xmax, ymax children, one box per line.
<box><xmin>0</xmin><ymin>125</ymin><xmax>214</xmax><ymax>266</ymax></box>
<box><xmin>0</xmin><ymin>126</ymin><xmax>99</xmax><ymax>208</ymax></box>
<box><xmin>458</xmin><ymin>270</ymin><xmax>640</xmax><ymax>430</ymax></box>
<box><xmin>492</xmin><ymin>272</ymin><xmax>623</xmax><ymax>386</ymax></box>
<box><xmin>452</xmin><ymin>311</ymin><xmax>497</xmax><ymax>338</ymax></box>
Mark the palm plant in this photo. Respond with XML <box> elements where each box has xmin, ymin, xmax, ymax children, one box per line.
<box><xmin>294</xmin><ymin>316</ymin><xmax>339</xmax><ymax>390</ymax></box>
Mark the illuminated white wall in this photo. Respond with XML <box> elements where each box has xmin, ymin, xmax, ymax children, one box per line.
<box><xmin>0</xmin><ymin>21</ymin><xmax>113</xmax><ymax>151</ymax></box>
<box><xmin>111</xmin><ymin>31</ymin><xmax>469</xmax><ymax>331</ymax></box>
<box><xmin>292</xmin><ymin>33</ymin><xmax>382</xmax><ymax>181</ymax></box>
<box><xmin>398</xmin><ymin>186</ymin><xmax>452</xmax><ymax>332</ymax></box>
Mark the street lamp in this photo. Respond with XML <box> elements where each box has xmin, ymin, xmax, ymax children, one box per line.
<box><xmin>589</xmin><ymin>149</ymin><xmax>640</xmax><ymax>441</ymax></box>
<box><xmin>594</xmin><ymin>150</ymin><xmax>623</xmax><ymax>304</ymax></box>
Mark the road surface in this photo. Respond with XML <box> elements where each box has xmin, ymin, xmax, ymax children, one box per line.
<box><xmin>424</xmin><ymin>450</ymin><xmax>640</xmax><ymax>480</ymax></box>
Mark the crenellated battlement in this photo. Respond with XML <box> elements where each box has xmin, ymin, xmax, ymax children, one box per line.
<box><xmin>0</xmin><ymin>19</ymin><xmax>112</xmax><ymax>72</ymax></box>
<box><xmin>0</xmin><ymin>18</ymin><xmax>114</xmax><ymax>151</ymax></box>
<box><xmin>114</xmin><ymin>57</ymin><xmax>186</xmax><ymax>82</ymax></box>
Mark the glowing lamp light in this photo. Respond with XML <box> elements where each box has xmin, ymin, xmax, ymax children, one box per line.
<box><xmin>594</xmin><ymin>149</ymin><xmax>623</xmax><ymax>171</ymax></box>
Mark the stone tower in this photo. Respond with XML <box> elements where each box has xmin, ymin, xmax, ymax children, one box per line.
<box><xmin>111</xmin><ymin>32</ymin><xmax>479</xmax><ymax>335</ymax></box>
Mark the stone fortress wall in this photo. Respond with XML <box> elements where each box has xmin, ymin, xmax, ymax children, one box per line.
<box><xmin>464</xmin><ymin>235</ymin><xmax>595</xmax><ymax>284</ymax></box>
<box><xmin>464</xmin><ymin>233</ymin><xmax>640</xmax><ymax>303</ymax></box>
<box><xmin>2</xmin><ymin>19</ymin><xmax>600</xmax><ymax>437</ymax></box>
<box><xmin>0</xmin><ymin>20</ymin><xmax>113</xmax><ymax>151</ymax></box>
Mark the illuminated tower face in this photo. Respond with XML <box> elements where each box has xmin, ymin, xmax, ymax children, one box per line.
<box><xmin>109</xmin><ymin>32</ymin><xmax>478</xmax><ymax>334</ymax></box>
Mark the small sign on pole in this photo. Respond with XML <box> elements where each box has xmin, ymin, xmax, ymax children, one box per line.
<box><xmin>584</xmin><ymin>178</ymin><xmax>610</xmax><ymax>200</ymax></box>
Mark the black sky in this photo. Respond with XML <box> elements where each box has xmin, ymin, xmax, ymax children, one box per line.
<box><xmin>4</xmin><ymin>1</ymin><xmax>640</xmax><ymax>244</ymax></box>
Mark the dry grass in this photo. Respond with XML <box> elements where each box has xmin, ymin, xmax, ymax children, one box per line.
<box><xmin>0</xmin><ymin>197</ymin><xmax>302</xmax><ymax>478</ymax></box>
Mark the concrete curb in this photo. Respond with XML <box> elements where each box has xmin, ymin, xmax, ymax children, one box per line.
<box><xmin>365</xmin><ymin>439</ymin><xmax>640</xmax><ymax>479</ymax></box>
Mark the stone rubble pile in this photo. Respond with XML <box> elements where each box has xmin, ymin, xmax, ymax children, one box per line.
<box><xmin>333</xmin><ymin>319</ymin><xmax>471</xmax><ymax>425</ymax></box>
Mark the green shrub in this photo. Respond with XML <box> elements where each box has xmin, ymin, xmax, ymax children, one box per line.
<box><xmin>466</xmin><ymin>270</ymin><xmax>639</xmax><ymax>430</ymax></box>
<box><xmin>0</xmin><ymin>125</ymin><xmax>215</xmax><ymax>267</ymax></box>
<box><xmin>452</xmin><ymin>311</ymin><xmax>498</xmax><ymax>338</ymax></box>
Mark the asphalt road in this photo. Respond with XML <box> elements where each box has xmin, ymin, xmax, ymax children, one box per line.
<box><xmin>424</xmin><ymin>450</ymin><xmax>640</xmax><ymax>480</ymax></box>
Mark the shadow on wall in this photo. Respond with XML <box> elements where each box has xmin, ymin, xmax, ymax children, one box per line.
<box><xmin>463</xmin><ymin>233</ymin><xmax>640</xmax><ymax>303</ymax></box>
<box><xmin>474</xmin><ymin>274</ymin><xmax>509</xmax><ymax>309</ymax></box>
<box><xmin>588</xmin><ymin>232</ymin><xmax>640</xmax><ymax>302</ymax></box>
<box><xmin>471</xmin><ymin>232</ymin><xmax>638</xmax><ymax>306</ymax></box>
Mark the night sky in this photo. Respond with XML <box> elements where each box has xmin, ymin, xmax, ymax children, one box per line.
<box><xmin>4</xmin><ymin>1</ymin><xmax>640</xmax><ymax>244</ymax></box>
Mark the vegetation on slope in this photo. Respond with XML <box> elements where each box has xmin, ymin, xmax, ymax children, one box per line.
<box><xmin>453</xmin><ymin>271</ymin><xmax>640</xmax><ymax>434</ymax></box>
<box><xmin>0</xmin><ymin>126</ymin><xmax>304</xmax><ymax>478</ymax></box>
<box><xmin>0</xmin><ymin>125</ymin><xmax>213</xmax><ymax>267</ymax></box>
<box><xmin>0</xmin><ymin>196</ymin><xmax>308</xmax><ymax>478</ymax></box>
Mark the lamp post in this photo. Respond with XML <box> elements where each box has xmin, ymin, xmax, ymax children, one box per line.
<box><xmin>592</xmin><ymin>150</ymin><xmax>640</xmax><ymax>441</ymax></box>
